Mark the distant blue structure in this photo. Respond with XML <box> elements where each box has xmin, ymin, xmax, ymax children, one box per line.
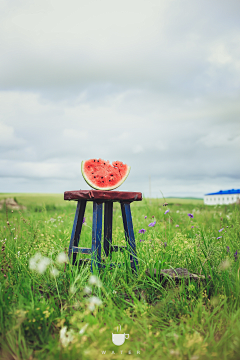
<box><xmin>204</xmin><ymin>189</ymin><xmax>240</xmax><ymax>205</ymax></box>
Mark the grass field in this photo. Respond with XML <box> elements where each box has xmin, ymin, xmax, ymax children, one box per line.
<box><xmin>0</xmin><ymin>194</ymin><xmax>240</xmax><ymax>360</ymax></box>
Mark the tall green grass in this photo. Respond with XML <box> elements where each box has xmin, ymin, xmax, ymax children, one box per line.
<box><xmin>0</xmin><ymin>196</ymin><xmax>239</xmax><ymax>359</ymax></box>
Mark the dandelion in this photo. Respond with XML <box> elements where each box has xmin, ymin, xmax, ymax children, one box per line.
<box><xmin>56</xmin><ymin>252</ymin><xmax>68</xmax><ymax>264</ymax></box>
<box><xmin>148</xmin><ymin>221</ymin><xmax>156</xmax><ymax>227</ymax></box>
<box><xmin>29</xmin><ymin>253</ymin><xmax>51</xmax><ymax>274</ymax></box>
<box><xmin>188</xmin><ymin>213</ymin><xmax>194</xmax><ymax>218</ymax></box>
<box><xmin>219</xmin><ymin>228</ymin><xmax>224</xmax><ymax>232</ymax></box>
<box><xmin>175</xmin><ymin>224</ymin><xmax>179</xmax><ymax>227</ymax></box>
<box><xmin>138</xmin><ymin>229</ymin><xmax>146</xmax><ymax>234</ymax></box>
<box><xmin>59</xmin><ymin>326</ymin><xmax>75</xmax><ymax>348</ymax></box>
<box><xmin>50</xmin><ymin>267</ymin><xmax>59</xmax><ymax>277</ymax></box>
<box><xmin>217</xmin><ymin>236</ymin><xmax>222</xmax><ymax>240</ymax></box>
<box><xmin>164</xmin><ymin>210</ymin><xmax>169</xmax><ymax>214</ymax></box>
<box><xmin>84</xmin><ymin>286</ymin><xmax>92</xmax><ymax>294</ymax></box>
<box><xmin>87</xmin><ymin>296</ymin><xmax>102</xmax><ymax>311</ymax></box>
<box><xmin>89</xmin><ymin>275</ymin><xmax>102</xmax><ymax>287</ymax></box>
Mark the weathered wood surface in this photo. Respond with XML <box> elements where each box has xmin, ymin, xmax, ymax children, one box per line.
<box><xmin>146</xmin><ymin>268</ymin><xmax>211</xmax><ymax>282</ymax></box>
<box><xmin>64</xmin><ymin>190</ymin><xmax>142</xmax><ymax>202</ymax></box>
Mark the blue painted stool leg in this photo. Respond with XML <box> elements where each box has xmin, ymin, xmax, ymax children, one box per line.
<box><xmin>69</xmin><ymin>200</ymin><xmax>87</xmax><ymax>264</ymax></box>
<box><xmin>91</xmin><ymin>201</ymin><xmax>103</xmax><ymax>272</ymax></box>
<box><xmin>104</xmin><ymin>202</ymin><xmax>113</xmax><ymax>258</ymax></box>
<box><xmin>121</xmin><ymin>202</ymin><xmax>138</xmax><ymax>271</ymax></box>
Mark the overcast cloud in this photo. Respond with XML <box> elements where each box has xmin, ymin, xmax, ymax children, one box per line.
<box><xmin>0</xmin><ymin>0</ymin><xmax>239</xmax><ymax>197</ymax></box>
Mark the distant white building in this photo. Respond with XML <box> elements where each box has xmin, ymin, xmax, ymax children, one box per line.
<box><xmin>204</xmin><ymin>189</ymin><xmax>240</xmax><ymax>205</ymax></box>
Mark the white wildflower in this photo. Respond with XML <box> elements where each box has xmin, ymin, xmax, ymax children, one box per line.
<box><xmin>88</xmin><ymin>275</ymin><xmax>102</xmax><ymax>287</ymax></box>
<box><xmin>56</xmin><ymin>252</ymin><xmax>68</xmax><ymax>264</ymax></box>
<box><xmin>87</xmin><ymin>296</ymin><xmax>102</xmax><ymax>311</ymax></box>
<box><xmin>79</xmin><ymin>323</ymin><xmax>89</xmax><ymax>335</ymax></box>
<box><xmin>59</xmin><ymin>326</ymin><xmax>75</xmax><ymax>348</ymax></box>
<box><xmin>29</xmin><ymin>253</ymin><xmax>51</xmax><ymax>274</ymax></box>
<box><xmin>219</xmin><ymin>258</ymin><xmax>231</xmax><ymax>271</ymax></box>
<box><xmin>17</xmin><ymin>251</ymin><xmax>20</xmax><ymax>257</ymax></box>
<box><xmin>84</xmin><ymin>286</ymin><xmax>92</xmax><ymax>294</ymax></box>
<box><xmin>112</xmin><ymin>290</ymin><xmax>117</xmax><ymax>294</ymax></box>
<box><xmin>69</xmin><ymin>284</ymin><xmax>76</xmax><ymax>294</ymax></box>
<box><xmin>50</xmin><ymin>267</ymin><xmax>59</xmax><ymax>277</ymax></box>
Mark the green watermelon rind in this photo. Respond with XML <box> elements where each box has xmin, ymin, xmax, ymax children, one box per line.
<box><xmin>81</xmin><ymin>160</ymin><xmax>131</xmax><ymax>190</ymax></box>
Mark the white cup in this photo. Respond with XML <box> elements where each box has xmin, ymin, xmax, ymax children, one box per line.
<box><xmin>112</xmin><ymin>333</ymin><xmax>129</xmax><ymax>346</ymax></box>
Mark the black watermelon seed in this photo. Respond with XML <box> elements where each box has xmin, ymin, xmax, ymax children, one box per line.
<box><xmin>94</xmin><ymin>176</ymin><xmax>96</xmax><ymax>178</ymax></box>
<box><xmin>101</xmin><ymin>177</ymin><xmax>103</xmax><ymax>178</ymax></box>
<box><xmin>94</xmin><ymin>160</ymin><xmax>95</xmax><ymax>162</ymax></box>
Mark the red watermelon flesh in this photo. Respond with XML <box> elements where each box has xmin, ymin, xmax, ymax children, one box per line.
<box><xmin>81</xmin><ymin>159</ymin><xmax>130</xmax><ymax>190</ymax></box>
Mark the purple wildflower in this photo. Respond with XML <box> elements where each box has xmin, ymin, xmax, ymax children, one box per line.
<box><xmin>176</xmin><ymin>225</ymin><xmax>179</xmax><ymax>227</ymax></box>
<box><xmin>188</xmin><ymin>213</ymin><xmax>194</xmax><ymax>218</ymax></box>
<box><xmin>152</xmin><ymin>216</ymin><xmax>154</xmax><ymax>218</ymax></box>
<box><xmin>164</xmin><ymin>210</ymin><xmax>169</xmax><ymax>214</ymax></box>
<box><xmin>138</xmin><ymin>229</ymin><xmax>146</xmax><ymax>234</ymax></box>
<box><xmin>234</xmin><ymin>251</ymin><xmax>238</xmax><ymax>261</ymax></box>
<box><xmin>144</xmin><ymin>216</ymin><xmax>147</xmax><ymax>219</ymax></box>
<box><xmin>83</xmin><ymin>217</ymin><xmax>86</xmax><ymax>224</ymax></box>
<box><xmin>226</xmin><ymin>246</ymin><xmax>230</xmax><ymax>253</ymax></box>
<box><xmin>140</xmin><ymin>239</ymin><xmax>144</xmax><ymax>242</ymax></box>
<box><xmin>164</xmin><ymin>242</ymin><xmax>167</xmax><ymax>247</ymax></box>
<box><xmin>217</xmin><ymin>236</ymin><xmax>222</xmax><ymax>240</ymax></box>
<box><xmin>191</xmin><ymin>226</ymin><xmax>194</xmax><ymax>228</ymax></box>
<box><xmin>219</xmin><ymin>228</ymin><xmax>224</xmax><ymax>232</ymax></box>
<box><xmin>148</xmin><ymin>221</ymin><xmax>156</xmax><ymax>227</ymax></box>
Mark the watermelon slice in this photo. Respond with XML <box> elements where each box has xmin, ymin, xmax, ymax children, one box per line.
<box><xmin>81</xmin><ymin>159</ymin><xmax>130</xmax><ymax>190</ymax></box>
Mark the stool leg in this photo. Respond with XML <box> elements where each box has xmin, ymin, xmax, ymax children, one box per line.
<box><xmin>121</xmin><ymin>202</ymin><xmax>138</xmax><ymax>271</ymax></box>
<box><xmin>69</xmin><ymin>200</ymin><xmax>87</xmax><ymax>264</ymax></box>
<box><xmin>91</xmin><ymin>201</ymin><xmax>103</xmax><ymax>272</ymax></box>
<box><xmin>104</xmin><ymin>202</ymin><xmax>113</xmax><ymax>257</ymax></box>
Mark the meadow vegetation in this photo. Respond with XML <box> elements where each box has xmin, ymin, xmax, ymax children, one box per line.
<box><xmin>0</xmin><ymin>194</ymin><xmax>240</xmax><ymax>360</ymax></box>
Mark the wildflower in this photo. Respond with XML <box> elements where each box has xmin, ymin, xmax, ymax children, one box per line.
<box><xmin>164</xmin><ymin>242</ymin><xmax>167</xmax><ymax>247</ymax></box>
<box><xmin>226</xmin><ymin>246</ymin><xmax>230</xmax><ymax>253</ymax></box>
<box><xmin>56</xmin><ymin>252</ymin><xmax>68</xmax><ymax>264</ymax></box>
<box><xmin>188</xmin><ymin>213</ymin><xmax>194</xmax><ymax>218</ymax></box>
<box><xmin>152</xmin><ymin>216</ymin><xmax>154</xmax><ymax>218</ymax></box>
<box><xmin>112</xmin><ymin>290</ymin><xmax>117</xmax><ymax>294</ymax></box>
<box><xmin>84</xmin><ymin>286</ymin><xmax>92</xmax><ymax>294</ymax></box>
<box><xmin>219</xmin><ymin>228</ymin><xmax>224</xmax><ymax>232</ymax></box>
<box><xmin>234</xmin><ymin>251</ymin><xmax>238</xmax><ymax>261</ymax></box>
<box><xmin>191</xmin><ymin>226</ymin><xmax>194</xmax><ymax>228</ymax></box>
<box><xmin>219</xmin><ymin>259</ymin><xmax>231</xmax><ymax>271</ymax></box>
<box><xmin>144</xmin><ymin>216</ymin><xmax>147</xmax><ymax>219</ymax></box>
<box><xmin>59</xmin><ymin>326</ymin><xmax>75</xmax><ymax>348</ymax></box>
<box><xmin>139</xmin><ymin>239</ymin><xmax>144</xmax><ymax>242</ymax></box>
<box><xmin>29</xmin><ymin>253</ymin><xmax>51</xmax><ymax>274</ymax></box>
<box><xmin>89</xmin><ymin>275</ymin><xmax>102</xmax><ymax>287</ymax></box>
<box><xmin>175</xmin><ymin>225</ymin><xmax>179</xmax><ymax>227</ymax></box>
<box><xmin>148</xmin><ymin>221</ymin><xmax>156</xmax><ymax>227</ymax></box>
<box><xmin>138</xmin><ymin>229</ymin><xmax>146</xmax><ymax>234</ymax></box>
<box><xmin>164</xmin><ymin>210</ymin><xmax>169</xmax><ymax>214</ymax></box>
<box><xmin>87</xmin><ymin>296</ymin><xmax>102</xmax><ymax>311</ymax></box>
<box><xmin>50</xmin><ymin>267</ymin><xmax>59</xmax><ymax>277</ymax></box>
<box><xmin>83</xmin><ymin>217</ymin><xmax>86</xmax><ymax>224</ymax></box>
<box><xmin>79</xmin><ymin>323</ymin><xmax>88</xmax><ymax>335</ymax></box>
<box><xmin>217</xmin><ymin>236</ymin><xmax>222</xmax><ymax>240</ymax></box>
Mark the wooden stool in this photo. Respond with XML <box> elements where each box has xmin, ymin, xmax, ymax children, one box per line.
<box><xmin>64</xmin><ymin>190</ymin><xmax>142</xmax><ymax>272</ymax></box>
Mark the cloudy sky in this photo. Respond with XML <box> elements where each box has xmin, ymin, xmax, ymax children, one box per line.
<box><xmin>0</xmin><ymin>0</ymin><xmax>240</xmax><ymax>198</ymax></box>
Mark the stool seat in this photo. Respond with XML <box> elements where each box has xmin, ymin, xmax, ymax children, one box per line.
<box><xmin>64</xmin><ymin>190</ymin><xmax>142</xmax><ymax>272</ymax></box>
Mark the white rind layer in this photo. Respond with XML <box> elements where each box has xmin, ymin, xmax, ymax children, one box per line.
<box><xmin>81</xmin><ymin>160</ymin><xmax>131</xmax><ymax>190</ymax></box>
